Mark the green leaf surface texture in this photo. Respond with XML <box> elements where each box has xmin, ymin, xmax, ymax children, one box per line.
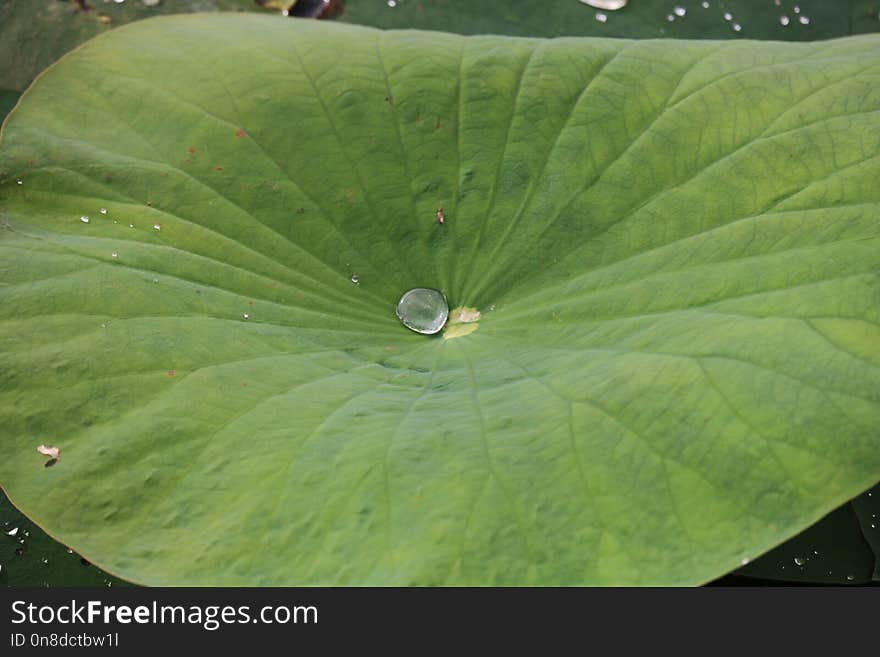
<box><xmin>1</xmin><ymin>15</ymin><xmax>879</xmax><ymax>585</ymax></box>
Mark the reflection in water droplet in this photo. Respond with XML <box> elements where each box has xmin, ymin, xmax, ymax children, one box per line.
<box><xmin>723</xmin><ymin>12</ymin><xmax>732</xmax><ymax>20</ymax></box>
<box><xmin>6</xmin><ymin>527</ymin><xmax>18</xmax><ymax>537</ymax></box>
<box><xmin>80</xmin><ymin>216</ymin><xmax>90</xmax><ymax>224</ymax></box>
<box><xmin>387</xmin><ymin>0</ymin><xmax>396</xmax><ymax>6</ymax></box>
<box><xmin>100</xmin><ymin>208</ymin><xmax>108</xmax><ymax>215</ymax></box>
<box><xmin>794</xmin><ymin>557</ymin><xmax>805</xmax><ymax>566</ymax></box>
<box><xmin>16</xmin><ymin>179</ymin><xmax>22</xmax><ymax>185</ymax></box>
<box><xmin>153</xmin><ymin>224</ymin><xmax>161</xmax><ymax>231</ymax></box>
<box><xmin>595</xmin><ymin>11</ymin><xmax>607</xmax><ymax>22</ymax></box>
<box><xmin>793</xmin><ymin>5</ymin><xmax>801</xmax><ymax>13</ymax></box>
<box><xmin>666</xmin><ymin>14</ymin><xmax>674</xmax><ymax>22</ymax></box>
<box><xmin>701</xmin><ymin>1</ymin><xmax>709</xmax><ymax>7</ymax></box>
<box><xmin>846</xmin><ymin>574</ymin><xmax>854</xmax><ymax>581</ymax></box>
<box><xmin>780</xmin><ymin>15</ymin><xmax>790</xmax><ymax>26</ymax></box>
<box><xmin>396</xmin><ymin>288</ymin><xmax>449</xmax><ymax>335</ymax></box>
<box><xmin>732</xmin><ymin>23</ymin><xmax>742</xmax><ymax>32</ymax></box>
<box><xmin>243</xmin><ymin>313</ymin><xmax>249</xmax><ymax>320</ymax></box>
<box><xmin>351</xmin><ymin>274</ymin><xmax>359</xmax><ymax>285</ymax></box>
<box><xmin>799</xmin><ymin>15</ymin><xmax>810</xmax><ymax>25</ymax></box>
<box><xmin>674</xmin><ymin>6</ymin><xmax>686</xmax><ymax>17</ymax></box>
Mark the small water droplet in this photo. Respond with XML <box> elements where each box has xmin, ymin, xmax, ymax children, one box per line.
<box><xmin>780</xmin><ymin>15</ymin><xmax>790</xmax><ymax>26</ymax></box>
<box><xmin>15</xmin><ymin>547</ymin><xmax>24</xmax><ymax>556</ymax></box>
<box><xmin>41</xmin><ymin>558</ymin><xmax>48</xmax><ymax>565</ymax></box>
<box><xmin>387</xmin><ymin>0</ymin><xmax>396</xmax><ymax>6</ymax></box>
<box><xmin>579</xmin><ymin>0</ymin><xmax>627</xmax><ymax>9</ymax></box>
<box><xmin>80</xmin><ymin>216</ymin><xmax>90</xmax><ymax>224</ymax></box>
<box><xmin>351</xmin><ymin>274</ymin><xmax>359</xmax><ymax>285</ymax></box>
<box><xmin>16</xmin><ymin>179</ymin><xmax>23</xmax><ymax>185</ymax></box>
<box><xmin>701</xmin><ymin>1</ymin><xmax>709</xmax><ymax>7</ymax></box>
<box><xmin>732</xmin><ymin>23</ymin><xmax>742</xmax><ymax>32</ymax></box>
<box><xmin>846</xmin><ymin>574</ymin><xmax>854</xmax><ymax>581</ymax></box>
<box><xmin>793</xmin><ymin>5</ymin><xmax>801</xmax><ymax>13</ymax></box>
<box><xmin>794</xmin><ymin>556</ymin><xmax>805</xmax><ymax>566</ymax></box>
<box><xmin>740</xmin><ymin>557</ymin><xmax>749</xmax><ymax>566</ymax></box>
<box><xmin>872</xmin><ymin>523</ymin><xmax>876</xmax><ymax>529</ymax></box>
<box><xmin>142</xmin><ymin>0</ymin><xmax>161</xmax><ymax>7</ymax></box>
<box><xmin>111</xmin><ymin>252</ymin><xmax>118</xmax><ymax>259</ymax></box>
<box><xmin>243</xmin><ymin>313</ymin><xmax>249</xmax><ymax>320</ymax></box>
<box><xmin>153</xmin><ymin>224</ymin><xmax>161</xmax><ymax>231</ymax></box>
<box><xmin>666</xmin><ymin>14</ymin><xmax>675</xmax><ymax>22</ymax></box>
<box><xmin>813</xmin><ymin>550</ymin><xmax>820</xmax><ymax>556</ymax></box>
<box><xmin>129</xmin><ymin>224</ymin><xmax>134</xmax><ymax>228</ymax></box>
<box><xmin>595</xmin><ymin>11</ymin><xmax>607</xmax><ymax>22</ymax></box>
<box><xmin>673</xmin><ymin>6</ymin><xmax>686</xmax><ymax>17</ymax></box>
<box><xmin>798</xmin><ymin>15</ymin><xmax>810</xmax><ymax>25</ymax></box>
<box><xmin>396</xmin><ymin>288</ymin><xmax>449</xmax><ymax>335</ymax></box>
<box><xmin>5</xmin><ymin>527</ymin><xmax>18</xmax><ymax>537</ymax></box>
<box><xmin>723</xmin><ymin>12</ymin><xmax>732</xmax><ymax>21</ymax></box>
<box><xmin>67</xmin><ymin>548</ymin><xmax>74</xmax><ymax>554</ymax></box>
<box><xmin>100</xmin><ymin>208</ymin><xmax>107</xmax><ymax>215</ymax></box>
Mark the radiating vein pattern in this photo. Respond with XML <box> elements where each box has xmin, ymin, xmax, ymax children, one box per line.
<box><xmin>0</xmin><ymin>16</ymin><xmax>879</xmax><ymax>585</ymax></box>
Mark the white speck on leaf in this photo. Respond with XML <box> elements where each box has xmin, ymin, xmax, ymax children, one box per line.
<box><xmin>37</xmin><ymin>444</ymin><xmax>60</xmax><ymax>460</ymax></box>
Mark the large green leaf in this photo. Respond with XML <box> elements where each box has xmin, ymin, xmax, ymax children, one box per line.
<box><xmin>340</xmin><ymin>0</ymin><xmax>880</xmax><ymax>40</ymax></box>
<box><xmin>0</xmin><ymin>0</ymin><xmax>263</xmax><ymax>92</ymax></box>
<box><xmin>1</xmin><ymin>16</ymin><xmax>879</xmax><ymax>586</ymax></box>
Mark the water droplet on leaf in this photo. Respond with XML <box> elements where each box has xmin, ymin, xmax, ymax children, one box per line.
<box><xmin>595</xmin><ymin>11</ymin><xmax>607</xmax><ymax>22</ymax></box>
<box><xmin>396</xmin><ymin>288</ymin><xmax>449</xmax><ymax>335</ymax></box>
<box><xmin>674</xmin><ymin>6</ymin><xmax>686</xmax><ymax>17</ymax></box>
<box><xmin>579</xmin><ymin>0</ymin><xmax>627</xmax><ymax>9</ymax></box>
<box><xmin>780</xmin><ymin>15</ymin><xmax>790</xmax><ymax>25</ymax></box>
<box><xmin>80</xmin><ymin>216</ymin><xmax>90</xmax><ymax>224</ymax></box>
<box><xmin>6</xmin><ymin>527</ymin><xmax>18</xmax><ymax>537</ymax></box>
<box><xmin>351</xmin><ymin>274</ymin><xmax>359</xmax><ymax>285</ymax></box>
<box><xmin>100</xmin><ymin>208</ymin><xmax>107</xmax><ymax>215</ymax></box>
<box><xmin>794</xmin><ymin>557</ymin><xmax>805</xmax><ymax>566</ymax></box>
